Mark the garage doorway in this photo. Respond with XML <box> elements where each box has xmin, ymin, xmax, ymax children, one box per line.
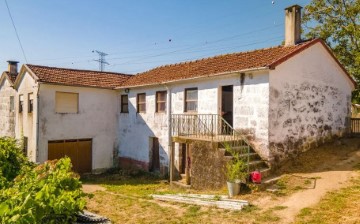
<box><xmin>48</xmin><ymin>139</ymin><xmax>92</xmax><ymax>174</ymax></box>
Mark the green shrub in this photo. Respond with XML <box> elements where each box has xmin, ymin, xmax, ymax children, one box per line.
<box><xmin>0</xmin><ymin>137</ymin><xmax>32</xmax><ymax>189</ymax></box>
<box><xmin>224</xmin><ymin>144</ymin><xmax>248</xmax><ymax>182</ymax></box>
<box><xmin>0</xmin><ymin>158</ymin><xmax>87</xmax><ymax>223</ymax></box>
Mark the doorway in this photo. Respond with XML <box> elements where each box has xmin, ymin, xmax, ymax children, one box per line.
<box><xmin>149</xmin><ymin>137</ymin><xmax>160</xmax><ymax>172</ymax></box>
<box><xmin>221</xmin><ymin>85</ymin><xmax>234</xmax><ymax>127</ymax></box>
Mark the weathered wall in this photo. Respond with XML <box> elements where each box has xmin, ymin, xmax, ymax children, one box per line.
<box><xmin>15</xmin><ymin>72</ymin><xmax>38</xmax><ymax>162</ymax></box>
<box><xmin>38</xmin><ymin>84</ymin><xmax>119</xmax><ymax>171</ymax></box>
<box><xmin>118</xmin><ymin>86</ymin><xmax>169</xmax><ymax>174</ymax></box>
<box><xmin>0</xmin><ymin>77</ymin><xmax>16</xmax><ymax>137</ymax></box>
<box><xmin>190</xmin><ymin>141</ymin><xmax>227</xmax><ymax>190</ymax></box>
<box><xmin>171</xmin><ymin>73</ymin><xmax>270</xmax><ymax>159</ymax></box>
<box><xmin>269</xmin><ymin>43</ymin><xmax>354</xmax><ymax>164</ymax></box>
<box><xmin>118</xmin><ymin>72</ymin><xmax>270</xmax><ymax>173</ymax></box>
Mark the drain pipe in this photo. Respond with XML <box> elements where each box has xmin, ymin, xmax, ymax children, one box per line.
<box><xmin>165</xmin><ymin>84</ymin><xmax>173</xmax><ymax>183</ymax></box>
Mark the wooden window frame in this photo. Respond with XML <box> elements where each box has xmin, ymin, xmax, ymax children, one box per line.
<box><xmin>156</xmin><ymin>91</ymin><xmax>167</xmax><ymax>113</ymax></box>
<box><xmin>184</xmin><ymin>88</ymin><xmax>198</xmax><ymax>112</ymax></box>
<box><xmin>121</xmin><ymin>94</ymin><xmax>129</xmax><ymax>113</ymax></box>
<box><xmin>19</xmin><ymin>94</ymin><xmax>24</xmax><ymax>113</ymax></box>
<box><xmin>28</xmin><ymin>93</ymin><xmax>34</xmax><ymax>113</ymax></box>
<box><xmin>137</xmin><ymin>93</ymin><xmax>146</xmax><ymax>113</ymax></box>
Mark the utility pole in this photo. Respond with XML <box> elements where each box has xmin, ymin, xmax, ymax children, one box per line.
<box><xmin>92</xmin><ymin>50</ymin><xmax>109</xmax><ymax>71</ymax></box>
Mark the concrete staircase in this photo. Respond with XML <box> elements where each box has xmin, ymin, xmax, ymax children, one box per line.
<box><xmin>218</xmin><ymin>143</ymin><xmax>271</xmax><ymax>179</ymax></box>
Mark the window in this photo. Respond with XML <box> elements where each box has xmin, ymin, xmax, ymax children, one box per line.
<box><xmin>156</xmin><ymin>91</ymin><xmax>167</xmax><ymax>113</ymax></box>
<box><xmin>55</xmin><ymin>92</ymin><xmax>79</xmax><ymax>113</ymax></box>
<box><xmin>121</xmin><ymin>95</ymin><xmax>129</xmax><ymax>113</ymax></box>
<box><xmin>28</xmin><ymin>93</ymin><xmax>34</xmax><ymax>113</ymax></box>
<box><xmin>10</xmin><ymin>96</ymin><xmax>14</xmax><ymax>112</ymax></box>
<box><xmin>19</xmin><ymin>95</ymin><xmax>24</xmax><ymax>113</ymax></box>
<box><xmin>137</xmin><ymin>93</ymin><xmax>146</xmax><ymax>113</ymax></box>
<box><xmin>185</xmin><ymin>88</ymin><xmax>198</xmax><ymax>112</ymax></box>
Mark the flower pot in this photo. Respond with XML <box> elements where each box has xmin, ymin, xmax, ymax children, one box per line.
<box><xmin>227</xmin><ymin>181</ymin><xmax>240</xmax><ymax>197</ymax></box>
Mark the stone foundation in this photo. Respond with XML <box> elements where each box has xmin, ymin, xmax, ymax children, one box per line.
<box><xmin>190</xmin><ymin>141</ymin><xmax>227</xmax><ymax>190</ymax></box>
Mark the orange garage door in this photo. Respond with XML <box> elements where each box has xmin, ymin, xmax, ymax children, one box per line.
<box><xmin>48</xmin><ymin>139</ymin><xmax>92</xmax><ymax>174</ymax></box>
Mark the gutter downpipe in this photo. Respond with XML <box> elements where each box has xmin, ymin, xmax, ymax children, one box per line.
<box><xmin>36</xmin><ymin>83</ymin><xmax>40</xmax><ymax>163</ymax></box>
<box><xmin>165</xmin><ymin>84</ymin><xmax>173</xmax><ymax>184</ymax></box>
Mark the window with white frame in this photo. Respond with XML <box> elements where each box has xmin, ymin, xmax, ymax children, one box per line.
<box><xmin>184</xmin><ymin>88</ymin><xmax>198</xmax><ymax>112</ymax></box>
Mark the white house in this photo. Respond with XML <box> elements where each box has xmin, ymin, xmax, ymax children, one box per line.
<box><xmin>10</xmin><ymin>65</ymin><xmax>130</xmax><ymax>172</ymax></box>
<box><xmin>0</xmin><ymin>61</ymin><xmax>17</xmax><ymax>138</ymax></box>
<box><xmin>0</xmin><ymin>5</ymin><xmax>355</xmax><ymax>183</ymax></box>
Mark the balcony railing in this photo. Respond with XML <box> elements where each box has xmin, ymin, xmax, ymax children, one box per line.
<box><xmin>171</xmin><ymin>114</ymin><xmax>251</xmax><ymax>172</ymax></box>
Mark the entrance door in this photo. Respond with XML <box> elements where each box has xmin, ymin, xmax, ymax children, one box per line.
<box><xmin>150</xmin><ymin>137</ymin><xmax>160</xmax><ymax>172</ymax></box>
<box><xmin>221</xmin><ymin>85</ymin><xmax>234</xmax><ymax>127</ymax></box>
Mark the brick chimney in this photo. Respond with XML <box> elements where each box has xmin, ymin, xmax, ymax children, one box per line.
<box><xmin>284</xmin><ymin>5</ymin><xmax>302</xmax><ymax>46</ymax></box>
<box><xmin>7</xmin><ymin>60</ymin><xmax>19</xmax><ymax>75</ymax></box>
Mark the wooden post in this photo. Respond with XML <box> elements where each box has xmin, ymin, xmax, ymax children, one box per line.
<box><xmin>185</xmin><ymin>143</ymin><xmax>190</xmax><ymax>185</ymax></box>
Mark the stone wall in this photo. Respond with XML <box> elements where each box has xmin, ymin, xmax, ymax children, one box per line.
<box><xmin>0</xmin><ymin>77</ymin><xmax>15</xmax><ymax>137</ymax></box>
<box><xmin>190</xmin><ymin>141</ymin><xmax>227</xmax><ymax>190</ymax></box>
<box><xmin>269</xmin><ymin>42</ymin><xmax>354</xmax><ymax>165</ymax></box>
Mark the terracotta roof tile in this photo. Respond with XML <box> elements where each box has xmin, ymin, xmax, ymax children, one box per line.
<box><xmin>25</xmin><ymin>65</ymin><xmax>131</xmax><ymax>89</ymax></box>
<box><xmin>121</xmin><ymin>39</ymin><xmax>319</xmax><ymax>87</ymax></box>
<box><xmin>3</xmin><ymin>71</ymin><xmax>18</xmax><ymax>84</ymax></box>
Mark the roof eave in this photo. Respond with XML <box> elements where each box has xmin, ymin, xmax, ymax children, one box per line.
<box><xmin>37</xmin><ymin>82</ymin><xmax>117</xmax><ymax>90</ymax></box>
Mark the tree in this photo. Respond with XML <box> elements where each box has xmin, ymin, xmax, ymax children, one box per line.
<box><xmin>302</xmin><ymin>0</ymin><xmax>360</xmax><ymax>102</ymax></box>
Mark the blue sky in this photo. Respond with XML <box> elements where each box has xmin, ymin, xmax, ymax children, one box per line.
<box><xmin>0</xmin><ymin>0</ymin><xmax>310</xmax><ymax>74</ymax></box>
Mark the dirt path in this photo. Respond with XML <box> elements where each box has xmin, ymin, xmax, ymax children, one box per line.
<box><xmin>254</xmin><ymin>149</ymin><xmax>360</xmax><ymax>224</ymax></box>
<box><xmin>82</xmin><ymin>184</ymin><xmax>106</xmax><ymax>193</ymax></box>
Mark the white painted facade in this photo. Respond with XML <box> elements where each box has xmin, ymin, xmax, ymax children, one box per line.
<box><xmin>11</xmin><ymin>70</ymin><xmax>120</xmax><ymax>170</ymax></box>
<box><xmin>15</xmin><ymin>72</ymin><xmax>38</xmax><ymax>162</ymax></box>
<box><xmin>118</xmin><ymin>71</ymin><xmax>270</xmax><ymax>171</ymax></box>
<box><xmin>1</xmin><ymin>41</ymin><xmax>354</xmax><ymax>172</ymax></box>
<box><xmin>37</xmin><ymin>84</ymin><xmax>119</xmax><ymax>170</ymax></box>
<box><xmin>268</xmin><ymin>42</ymin><xmax>353</xmax><ymax>163</ymax></box>
<box><xmin>0</xmin><ymin>76</ymin><xmax>16</xmax><ymax>137</ymax></box>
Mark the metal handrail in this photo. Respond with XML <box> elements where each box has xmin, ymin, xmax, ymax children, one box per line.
<box><xmin>171</xmin><ymin>114</ymin><xmax>252</xmax><ymax>172</ymax></box>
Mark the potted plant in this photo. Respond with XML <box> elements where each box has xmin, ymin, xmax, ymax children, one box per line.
<box><xmin>225</xmin><ymin>145</ymin><xmax>248</xmax><ymax>197</ymax></box>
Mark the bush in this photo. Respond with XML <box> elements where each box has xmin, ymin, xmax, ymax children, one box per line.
<box><xmin>0</xmin><ymin>137</ymin><xmax>31</xmax><ymax>189</ymax></box>
<box><xmin>0</xmin><ymin>155</ymin><xmax>87</xmax><ymax>223</ymax></box>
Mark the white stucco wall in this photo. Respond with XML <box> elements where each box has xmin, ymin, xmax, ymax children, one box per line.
<box><xmin>15</xmin><ymin>72</ymin><xmax>38</xmax><ymax>162</ymax></box>
<box><xmin>0</xmin><ymin>77</ymin><xmax>16</xmax><ymax>137</ymax></box>
<box><xmin>118</xmin><ymin>71</ymin><xmax>270</xmax><ymax>170</ymax></box>
<box><xmin>37</xmin><ymin>84</ymin><xmax>119</xmax><ymax>170</ymax></box>
<box><xmin>269</xmin><ymin>42</ymin><xmax>354</xmax><ymax>163</ymax></box>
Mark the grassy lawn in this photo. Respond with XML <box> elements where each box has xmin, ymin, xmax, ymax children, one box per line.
<box><xmin>295</xmin><ymin>167</ymin><xmax>360</xmax><ymax>224</ymax></box>
<box><xmin>82</xmin><ymin>172</ymin><xmax>281</xmax><ymax>224</ymax></box>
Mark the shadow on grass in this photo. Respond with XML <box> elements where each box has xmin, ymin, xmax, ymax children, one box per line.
<box><xmin>81</xmin><ymin>168</ymin><xmax>167</xmax><ymax>187</ymax></box>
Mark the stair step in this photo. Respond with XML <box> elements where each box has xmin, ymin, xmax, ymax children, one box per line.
<box><xmin>224</xmin><ymin>153</ymin><xmax>260</xmax><ymax>161</ymax></box>
<box><xmin>258</xmin><ymin>168</ymin><xmax>271</xmax><ymax>179</ymax></box>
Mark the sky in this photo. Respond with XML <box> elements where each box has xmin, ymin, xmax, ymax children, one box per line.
<box><xmin>0</xmin><ymin>0</ymin><xmax>311</xmax><ymax>74</ymax></box>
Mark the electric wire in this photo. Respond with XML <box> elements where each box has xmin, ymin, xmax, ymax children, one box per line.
<box><xmin>4</xmin><ymin>0</ymin><xmax>28</xmax><ymax>63</ymax></box>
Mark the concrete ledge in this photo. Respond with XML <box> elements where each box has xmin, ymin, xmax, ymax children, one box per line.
<box><xmin>152</xmin><ymin>194</ymin><xmax>249</xmax><ymax>210</ymax></box>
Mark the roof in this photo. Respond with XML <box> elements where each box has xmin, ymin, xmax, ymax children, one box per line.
<box><xmin>22</xmin><ymin>64</ymin><xmax>131</xmax><ymax>89</ymax></box>
<box><xmin>0</xmin><ymin>71</ymin><xmax>17</xmax><ymax>85</ymax></box>
<box><xmin>120</xmin><ymin>38</ymin><xmax>356</xmax><ymax>88</ymax></box>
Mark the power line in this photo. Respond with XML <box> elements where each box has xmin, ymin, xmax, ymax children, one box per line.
<box><xmin>4</xmin><ymin>0</ymin><xmax>28</xmax><ymax>63</ymax></box>
<box><xmin>92</xmin><ymin>50</ymin><xmax>109</xmax><ymax>71</ymax></box>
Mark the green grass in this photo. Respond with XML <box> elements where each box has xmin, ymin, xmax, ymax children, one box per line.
<box><xmin>295</xmin><ymin>175</ymin><xmax>360</xmax><ymax>224</ymax></box>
